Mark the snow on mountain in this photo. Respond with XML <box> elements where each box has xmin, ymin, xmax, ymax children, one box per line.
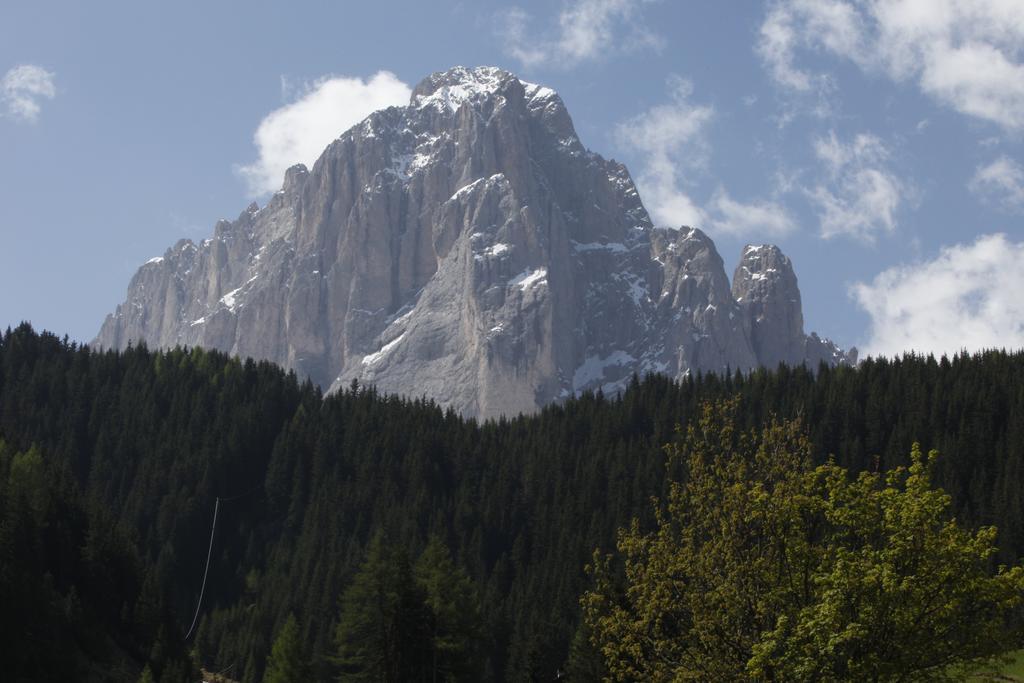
<box><xmin>95</xmin><ymin>67</ymin><xmax>855</xmax><ymax>418</ymax></box>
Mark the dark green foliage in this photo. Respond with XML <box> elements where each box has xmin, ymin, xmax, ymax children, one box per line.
<box><xmin>0</xmin><ymin>436</ymin><xmax>191</xmax><ymax>681</ymax></box>
<box><xmin>263</xmin><ymin>613</ymin><xmax>308</xmax><ymax>683</ymax></box>
<box><xmin>335</xmin><ymin>533</ymin><xmax>433</xmax><ymax>681</ymax></box>
<box><xmin>564</xmin><ymin>618</ymin><xmax>607</xmax><ymax>681</ymax></box>
<box><xmin>334</xmin><ymin>535</ymin><xmax>484</xmax><ymax>682</ymax></box>
<box><xmin>414</xmin><ymin>536</ymin><xmax>486</xmax><ymax>681</ymax></box>
<box><xmin>2</xmin><ymin>323</ymin><xmax>1024</xmax><ymax>680</ymax></box>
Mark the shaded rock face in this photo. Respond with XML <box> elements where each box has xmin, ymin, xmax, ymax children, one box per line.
<box><xmin>732</xmin><ymin>244</ymin><xmax>806</xmax><ymax>368</ymax></box>
<box><xmin>731</xmin><ymin>244</ymin><xmax>856</xmax><ymax>370</ymax></box>
<box><xmin>95</xmin><ymin>66</ymin><xmax>854</xmax><ymax>419</ymax></box>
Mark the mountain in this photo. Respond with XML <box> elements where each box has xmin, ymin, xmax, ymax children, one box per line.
<box><xmin>94</xmin><ymin>66</ymin><xmax>854</xmax><ymax>418</ymax></box>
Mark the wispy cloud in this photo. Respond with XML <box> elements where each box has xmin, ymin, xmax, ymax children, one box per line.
<box><xmin>498</xmin><ymin>0</ymin><xmax>663</xmax><ymax>70</ymax></box>
<box><xmin>757</xmin><ymin>0</ymin><xmax>1024</xmax><ymax>131</ymax></box>
<box><xmin>615</xmin><ymin>76</ymin><xmax>712</xmax><ymax>228</ymax></box>
<box><xmin>757</xmin><ymin>0</ymin><xmax>864</xmax><ymax>92</ymax></box>
<box><xmin>616</xmin><ymin>76</ymin><xmax>798</xmax><ymax>239</ymax></box>
<box><xmin>806</xmin><ymin>131</ymin><xmax>905</xmax><ymax>242</ymax></box>
<box><xmin>1</xmin><ymin>64</ymin><xmax>56</xmax><ymax>123</ymax></box>
<box><xmin>969</xmin><ymin>156</ymin><xmax>1024</xmax><ymax>213</ymax></box>
<box><xmin>237</xmin><ymin>71</ymin><xmax>411</xmax><ymax>196</ymax></box>
<box><xmin>706</xmin><ymin>188</ymin><xmax>797</xmax><ymax>239</ymax></box>
<box><xmin>852</xmin><ymin>233</ymin><xmax>1024</xmax><ymax>357</ymax></box>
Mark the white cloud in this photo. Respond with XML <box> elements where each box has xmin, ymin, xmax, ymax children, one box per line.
<box><xmin>616</xmin><ymin>77</ymin><xmax>799</xmax><ymax>239</ymax></box>
<box><xmin>615</xmin><ymin>76</ymin><xmax>712</xmax><ymax>228</ymax></box>
<box><xmin>500</xmin><ymin>8</ymin><xmax>549</xmax><ymax>69</ymax></box>
<box><xmin>237</xmin><ymin>71</ymin><xmax>411</xmax><ymax>196</ymax></box>
<box><xmin>806</xmin><ymin>131</ymin><xmax>905</xmax><ymax>242</ymax></box>
<box><xmin>969</xmin><ymin>156</ymin><xmax>1024</xmax><ymax>213</ymax></box>
<box><xmin>1</xmin><ymin>64</ymin><xmax>56</xmax><ymax>123</ymax></box>
<box><xmin>758</xmin><ymin>0</ymin><xmax>1024</xmax><ymax>130</ymax></box>
<box><xmin>852</xmin><ymin>233</ymin><xmax>1024</xmax><ymax>357</ymax></box>
<box><xmin>706</xmin><ymin>188</ymin><xmax>797</xmax><ymax>238</ymax></box>
<box><xmin>499</xmin><ymin>0</ymin><xmax>663</xmax><ymax>69</ymax></box>
<box><xmin>758</xmin><ymin>3</ymin><xmax>812</xmax><ymax>91</ymax></box>
<box><xmin>757</xmin><ymin>0</ymin><xmax>865</xmax><ymax>92</ymax></box>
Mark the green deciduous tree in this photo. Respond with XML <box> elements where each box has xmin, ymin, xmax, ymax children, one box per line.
<box><xmin>583</xmin><ymin>401</ymin><xmax>1024</xmax><ymax>682</ymax></box>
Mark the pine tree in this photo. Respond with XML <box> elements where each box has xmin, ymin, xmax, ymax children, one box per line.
<box><xmin>4</xmin><ymin>325</ymin><xmax>1024</xmax><ymax>681</ymax></box>
<box><xmin>335</xmin><ymin>533</ymin><xmax>432</xmax><ymax>682</ymax></box>
<box><xmin>563</xmin><ymin>619</ymin><xmax>605</xmax><ymax>682</ymax></box>
<box><xmin>263</xmin><ymin>613</ymin><xmax>308</xmax><ymax>683</ymax></box>
<box><xmin>413</xmin><ymin>536</ymin><xmax>485</xmax><ymax>681</ymax></box>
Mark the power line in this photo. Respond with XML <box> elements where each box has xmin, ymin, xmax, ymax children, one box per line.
<box><xmin>185</xmin><ymin>497</ymin><xmax>220</xmax><ymax>641</ymax></box>
<box><xmin>183</xmin><ymin>484</ymin><xmax>264</xmax><ymax>641</ymax></box>
<box><xmin>219</xmin><ymin>484</ymin><xmax>262</xmax><ymax>503</ymax></box>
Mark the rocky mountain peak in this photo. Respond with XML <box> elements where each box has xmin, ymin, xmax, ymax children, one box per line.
<box><xmin>95</xmin><ymin>66</ymin><xmax>854</xmax><ymax>418</ymax></box>
<box><xmin>732</xmin><ymin>244</ymin><xmax>804</xmax><ymax>368</ymax></box>
<box><xmin>733</xmin><ymin>244</ymin><xmax>800</xmax><ymax>313</ymax></box>
<box><xmin>409</xmin><ymin>66</ymin><xmax>579</xmax><ymax>145</ymax></box>
<box><xmin>411</xmin><ymin>66</ymin><xmax>517</xmax><ymax>107</ymax></box>
<box><xmin>281</xmin><ymin>163</ymin><xmax>308</xmax><ymax>193</ymax></box>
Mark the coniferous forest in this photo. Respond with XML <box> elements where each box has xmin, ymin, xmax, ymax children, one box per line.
<box><xmin>3</xmin><ymin>323</ymin><xmax>1024</xmax><ymax>681</ymax></box>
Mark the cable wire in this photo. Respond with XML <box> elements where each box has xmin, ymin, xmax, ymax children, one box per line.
<box><xmin>185</xmin><ymin>497</ymin><xmax>220</xmax><ymax>640</ymax></box>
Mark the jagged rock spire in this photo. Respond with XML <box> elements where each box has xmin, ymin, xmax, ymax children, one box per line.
<box><xmin>95</xmin><ymin>66</ymin><xmax>852</xmax><ymax>418</ymax></box>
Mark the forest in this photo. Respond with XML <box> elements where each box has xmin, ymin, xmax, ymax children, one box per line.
<box><xmin>2</xmin><ymin>323</ymin><xmax>1024</xmax><ymax>681</ymax></box>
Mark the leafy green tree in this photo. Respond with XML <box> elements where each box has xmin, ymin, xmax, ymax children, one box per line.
<box><xmin>583</xmin><ymin>401</ymin><xmax>1024</xmax><ymax>682</ymax></box>
<box><xmin>414</xmin><ymin>536</ymin><xmax>485</xmax><ymax>681</ymax></box>
<box><xmin>263</xmin><ymin>613</ymin><xmax>308</xmax><ymax>683</ymax></box>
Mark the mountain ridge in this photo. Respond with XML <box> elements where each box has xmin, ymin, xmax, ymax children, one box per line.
<box><xmin>95</xmin><ymin>66</ymin><xmax>854</xmax><ymax>418</ymax></box>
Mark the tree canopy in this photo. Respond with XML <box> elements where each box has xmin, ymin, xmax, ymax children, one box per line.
<box><xmin>583</xmin><ymin>401</ymin><xmax>1024</xmax><ymax>681</ymax></box>
<box><xmin>334</xmin><ymin>534</ymin><xmax>484</xmax><ymax>682</ymax></box>
<box><xmin>4</xmin><ymin>324</ymin><xmax>1024</xmax><ymax>680</ymax></box>
<box><xmin>263</xmin><ymin>614</ymin><xmax>308</xmax><ymax>683</ymax></box>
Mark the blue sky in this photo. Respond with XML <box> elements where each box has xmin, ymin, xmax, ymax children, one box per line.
<box><xmin>2</xmin><ymin>0</ymin><xmax>1022</xmax><ymax>357</ymax></box>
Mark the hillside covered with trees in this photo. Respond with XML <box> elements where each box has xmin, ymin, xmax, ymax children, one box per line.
<box><xmin>2</xmin><ymin>324</ymin><xmax>1024</xmax><ymax>681</ymax></box>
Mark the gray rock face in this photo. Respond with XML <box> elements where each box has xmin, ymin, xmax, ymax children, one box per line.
<box><xmin>732</xmin><ymin>244</ymin><xmax>856</xmax><ymax>369</ymax></box>
<box><xmin>95</xmin><ymin>66</ymin><xmax>854</xmax><ymax>418</ymax></box>
<box><xmin>732</xmin><ymin>244</ymin><xmax>805</xmax><ymax>368</ymax></box>
<box><xmin>731</xmin><ymin>244</ymin><xmax>856</xmax><ymax>369</ymax></box>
